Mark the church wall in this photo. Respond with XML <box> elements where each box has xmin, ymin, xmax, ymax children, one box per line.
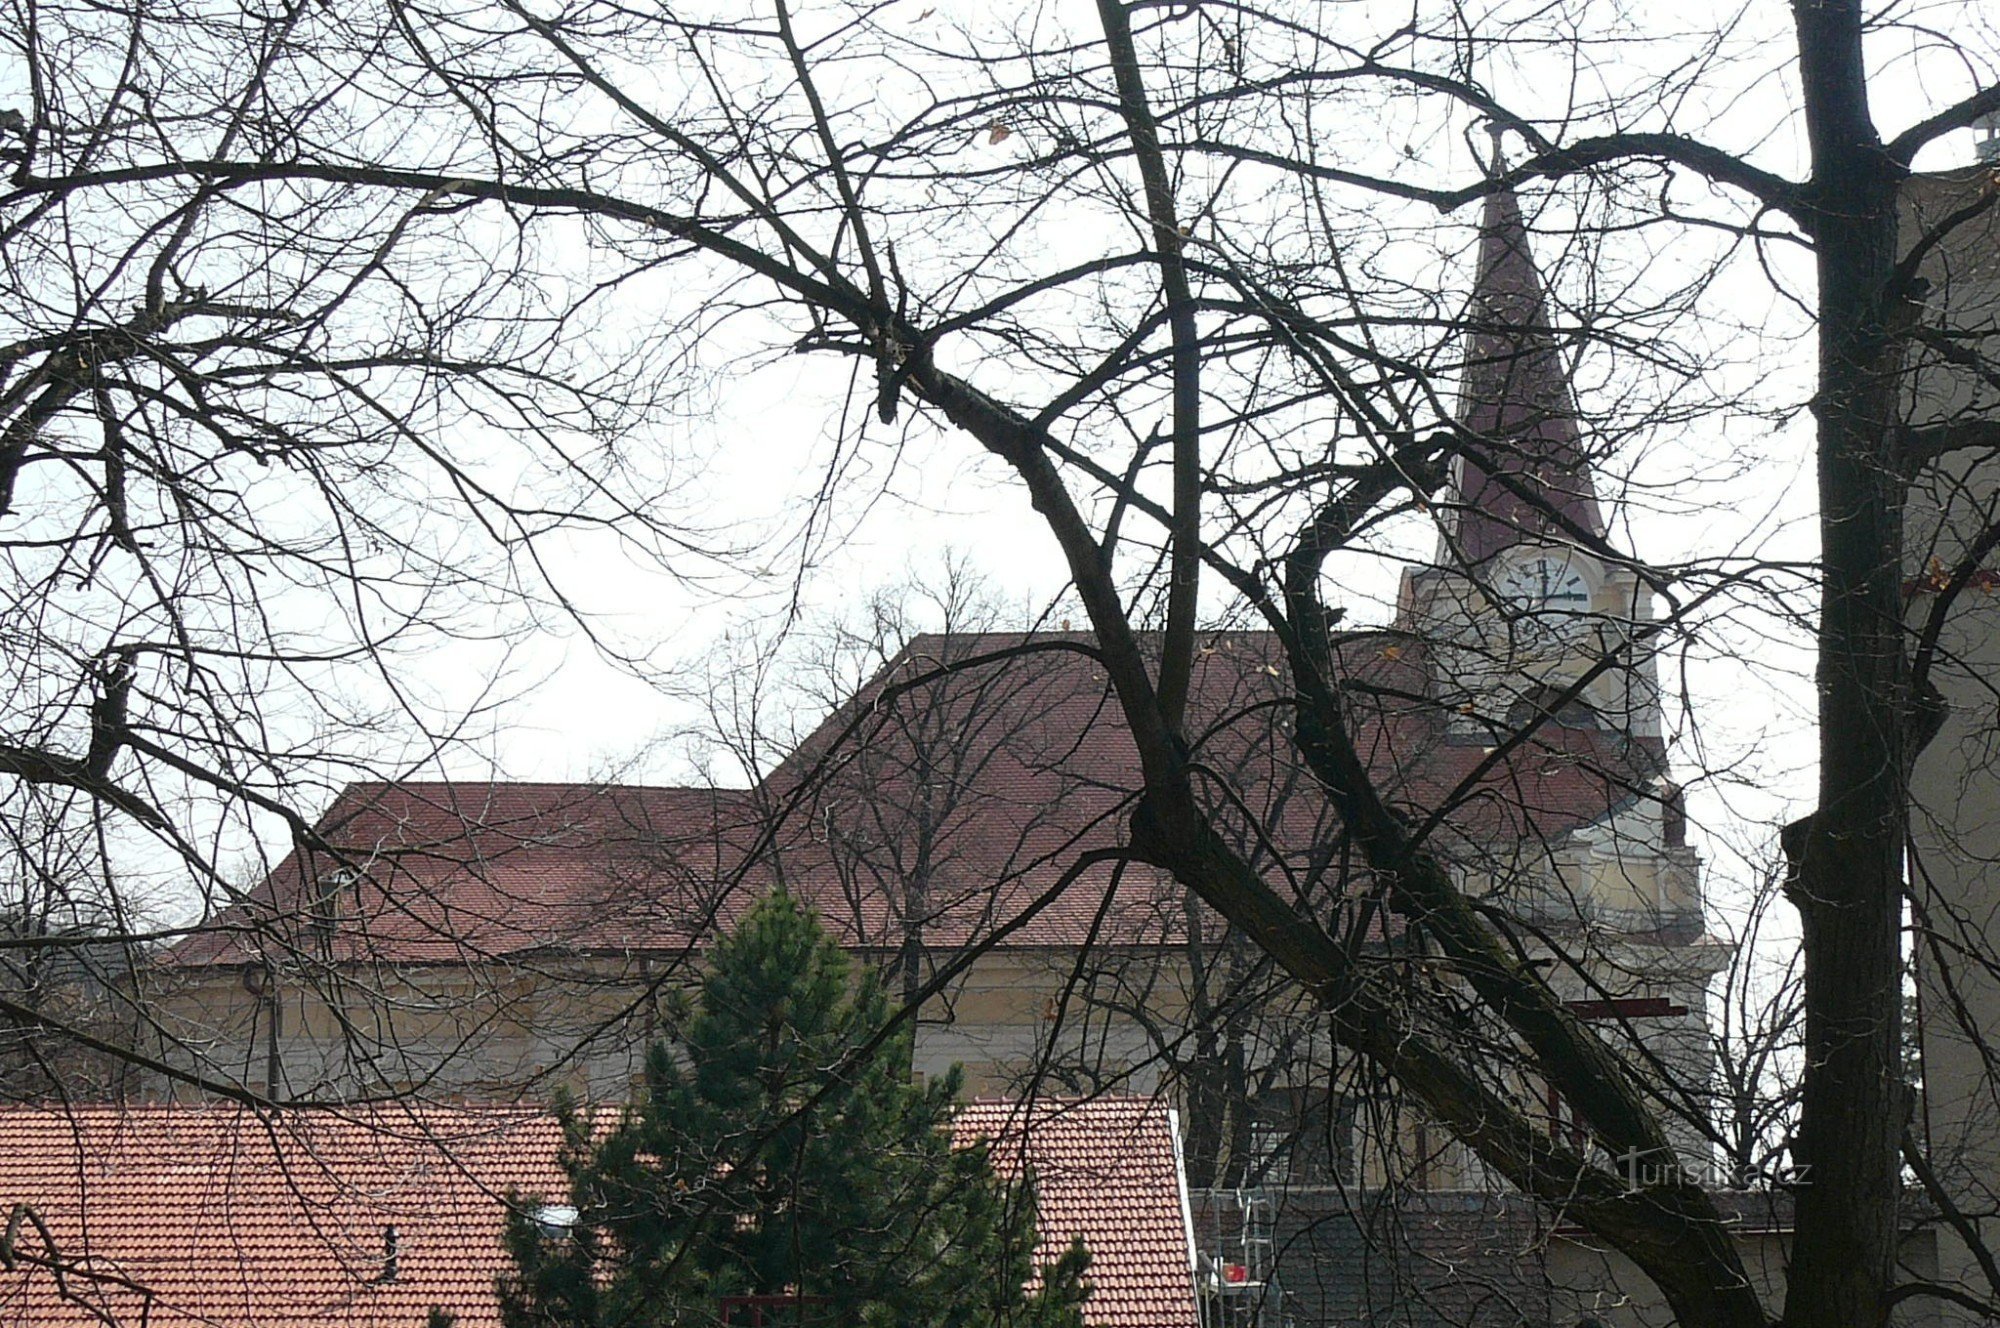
<box><xmin>139</xmin><ymin>947</ymin><xmax>1175</xmax><ymax>1104</ymax></box>
<box><xmin>141</xmin><ymin>960</ymin><xmax>664</xmax><ymax>1101</ymax></box>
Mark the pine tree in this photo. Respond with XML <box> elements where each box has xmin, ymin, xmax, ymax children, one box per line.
<box><xmin>499</xmin><ymin>889</ymin><xmax>1091</xmax><ymax>1328</ymax></box>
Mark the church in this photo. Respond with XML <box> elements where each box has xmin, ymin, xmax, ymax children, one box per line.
<box><xmin>151</xmin><ymin>180</ymin><xmax>1725</xmax><ymax>1218</ymax></box>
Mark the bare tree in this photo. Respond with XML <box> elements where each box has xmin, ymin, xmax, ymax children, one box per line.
<box><xmin>677</xmin><ymin>564</ymin><xmax>1097</xmax><ymax>1052</ymax></box>
<box><xmin>1708</xmin><ymin>867</ymin><xmax>1805</xmax><ymax>1192</ymax></box>
<box><xmin>0</xmin><ymin>0</ymin><xmax>727</xmax><ymax>1105</ymax></box>
<box><xmin>0</xmin><ymin>798</ymin><xmax>137</xmax><ymax>1100</ymax></box>
<box><xmin>769</xmin><ymin>566</ymin><xmax>1072</xmax><ymax>1020</ymax></box>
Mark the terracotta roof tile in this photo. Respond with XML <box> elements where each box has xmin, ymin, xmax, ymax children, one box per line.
<box><xmin>955</xmin><ymin>1097</ymin><xmax>1198</xmax><ymax>1328</ymax></box>
<box><xmin>0</xmin><ymin>1099</ymin><xmax>1197</xmax><ymax>1328</ymax></box>
<box><xmin>0</xmin><ymin>1105</ymin><xmax>562</xmax><ymax>1327</ymax></box>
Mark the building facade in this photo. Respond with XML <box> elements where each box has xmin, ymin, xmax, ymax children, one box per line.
<box><xmin>1906</xmin><ymin>154</ymin><xmax>2000</xmax><ymax>1328</ymax></box>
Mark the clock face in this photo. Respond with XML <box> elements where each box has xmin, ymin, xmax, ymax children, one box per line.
<box><xmin>1495</xmin><ymin>553</ymin><xmax>1592</xmax><ymax>611</ymax></box>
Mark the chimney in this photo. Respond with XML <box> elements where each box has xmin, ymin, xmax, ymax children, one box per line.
<box><xmin>378</xmin><ymin>1225</ymin><xmax>401</xmax><ymax>1284</ymax></box>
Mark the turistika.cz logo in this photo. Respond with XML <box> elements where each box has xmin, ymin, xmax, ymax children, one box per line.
<box><xmin>1614</xmin><ymin>1147</ymin><xmax>1810</xmax><ymax>1194</ymax></box>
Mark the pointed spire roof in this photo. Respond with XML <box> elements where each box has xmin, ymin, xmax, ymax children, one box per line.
<box><xmin>1444</xmin><ymin>177</ymin><xmax>1605</xmax><ymax>564</ymax></box>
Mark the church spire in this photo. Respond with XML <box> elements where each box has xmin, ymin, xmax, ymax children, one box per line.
<box><xmin>1443</xmin><ymin>171</ymin><xmax>1606</xmax><ymax>564</ymax></box>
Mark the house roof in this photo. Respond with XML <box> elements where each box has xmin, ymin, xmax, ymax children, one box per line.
<box><xmin>0</xmin><ymin>1104</ymin><xmax>563</xmax><ymax>1328</ymax></box>
<box><xmin>955</xmin><ymin>1097</ymin><xmax>1199</xmax><ymax>1328</ymax></box>
<box><xmin>167</xmin><ymin>632</ymin><xmax>1665</xmax><ymax>968</ymax></box>
<box><xmin>0</xmin><ymin>1098</ymin><xmax>1198</xmax><ymax>1328</ymax></box>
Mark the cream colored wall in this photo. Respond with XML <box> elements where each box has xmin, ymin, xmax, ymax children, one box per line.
<box><xmin>144</xmin><ymin>960</ymin><xmax>666</xmax><ymax>1101</ymax></box>
<box><xmin>143</xmin><ymin>949</ymin><xmax>1164</xmax><ymax>1104</ymax></box>
<box><xmin>146</xmin><ymin>863</ymin><xmax>1719</xmax><ymax>1188</ymax></box>
<box><xmin>912</xmin><ymin>950</ymin><xmax>1163</xmax><ymax>1096</ymax></box>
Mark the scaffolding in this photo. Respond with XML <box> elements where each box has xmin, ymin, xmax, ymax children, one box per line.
<box><xmin>1199</xmin><ymin>1187</ymin><xmax>1286</xmax><ymax>1328</ymax></box>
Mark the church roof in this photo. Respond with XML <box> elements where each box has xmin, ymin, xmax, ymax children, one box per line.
<box><xmin>1448</xmin><ymin>182</ymin><xmax>1606</xmax><ymax>563</ymax></box>
<box><xmin>166</xmin><ymin>632</ymin><xmax>1666</xmax><ymax>968</ymax></box>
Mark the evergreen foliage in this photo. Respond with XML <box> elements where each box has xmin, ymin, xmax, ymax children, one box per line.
<box><xmin>499</xmin><ymin>889</ymin><xmax>1091</xmax><ymax>1328</ymax></box>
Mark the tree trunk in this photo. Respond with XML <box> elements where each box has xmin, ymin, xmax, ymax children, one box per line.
<box><xmin>1784</xmin><ymin>4</ymin><xmax>1912</xmax><ymax>1322</ymax></box>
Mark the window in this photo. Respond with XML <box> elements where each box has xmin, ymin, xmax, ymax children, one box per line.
<box><xmin>1246</xmin><ymin>1088</ymin><xmax>1353</xmax><ymax>1187</ymax></box>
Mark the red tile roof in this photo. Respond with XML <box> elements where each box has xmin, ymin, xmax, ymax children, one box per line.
<box><xmin>0</xmin><ymin>1105</ymin><xmax>563</xmax><ymax>1327</ymax></box>
<box><xmin>0</xmin><ymin>1099</ymin><xmax>1197</xmax><ymax>1328</ymax></box>
<box><xmin>168</xmin><ymin>632</ymin><xmax>1661</xmax><ymax>968</ymax></box>
<box><xmin>954</xmin><ymin>1097</ymin><xmax>1198</xmax><ymax>1328</ymax></box>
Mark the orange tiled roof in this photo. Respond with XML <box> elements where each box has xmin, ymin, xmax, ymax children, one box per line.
<box><xmin>0</xmin><ymin>1105</ymin><xmax>562</xmax><ymax>1327</ymax></box>
<box><xmin>0</xmin><ymin>1098</ymin><xmax>1199</xmax><ymax>1328</ymax></box>
<box><xmin>955</xmin><ymin>1097</ymin><xmax>1199</xmax><ymax>1328</ymax></box>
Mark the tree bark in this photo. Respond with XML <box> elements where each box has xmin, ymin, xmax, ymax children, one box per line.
<box><xmin>1782</xmin><ymin>4</ymin><xmax>1913</xmax><ymax>1324</ymax></box>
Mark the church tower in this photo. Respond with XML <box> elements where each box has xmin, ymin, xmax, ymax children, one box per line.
<box><xmin>1399</xmin><ymin>180</ymin><xmax>1663</xmax><ymax>745</ymax></box>
<box><xmin>1395</xmin><ymin>168</ymin><xmax>1718</xmax><ymax>1043</ymax></box>
<box><xmin>1385</xmin><ymin>179</ymin><xmax>1724</xmax><ymax>1183</ymax></box>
